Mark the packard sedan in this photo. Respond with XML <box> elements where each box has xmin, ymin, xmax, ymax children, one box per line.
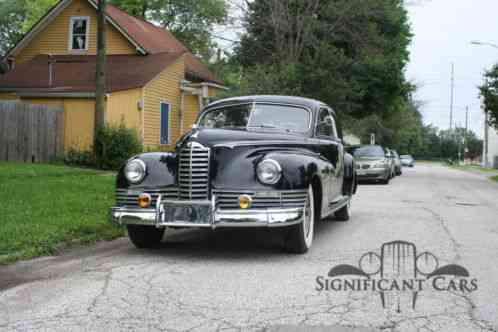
<box><xmin>110</xmin><ymin>95</ymin><xmax>357</xmax><ymax>253</ymax></box>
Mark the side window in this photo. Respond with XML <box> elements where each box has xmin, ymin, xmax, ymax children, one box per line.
<box><xmin>69</xmin><ymin>17</ymin><xmax>89</xmax><ymax>51</ymax></box>
<box><xmin>160</xmin><ymin>102</ymin><xmax>170</xmax><ymax>144</ymax></box>
<box><xmin>316</xmin><ymin>108</ymin><xmax>338</xmax><ymax>139</ymax></box>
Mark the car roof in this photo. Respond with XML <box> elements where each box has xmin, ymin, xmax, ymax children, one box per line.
<box><xmin>205</xmin><ymin>95</ymin><xmax>328</xmax><ymax>111</ymax></box>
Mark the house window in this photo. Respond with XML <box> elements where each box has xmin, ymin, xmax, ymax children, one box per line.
<box><xmin>69</xmin><ymin>17</ymin><xmax>90</xmax><ymax>51</ymax></box>
<box><xmin>160</xmin><ymin>102</ymin><xmax>170</xmax><ymax>145</ymax></box>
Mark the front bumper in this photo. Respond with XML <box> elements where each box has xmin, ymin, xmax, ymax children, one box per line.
<box><xmin>356</xmin><ymin>168</ymin><xmax>389</xmax><ymax>180</ymax></box>
<box><xmin>110</xmin><ymin>197</ymin><xmax>304</xmax><ymax>229</ymax></box>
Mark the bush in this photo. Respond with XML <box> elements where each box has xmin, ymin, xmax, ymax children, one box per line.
<box><xmin>62</xmin><ymin>149</ymin><xmax>93</xmax><ymax>167</ymax></box>
<box><xmin>94</xmin><ymin>123</ymin><xmax>142</xmax><ymax>170</ymax></box>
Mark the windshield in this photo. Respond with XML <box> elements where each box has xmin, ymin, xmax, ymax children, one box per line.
<box><xmin>198</xmin><ymin>103</ymin><xmax>311</xmax><ymax>133</ymax></box>
<box><xmin>349</xmin><ymin>145</ymin><xmax>386</xmax><ymax>158</ymax></box>
<box><xmin>400</xmin><ymin>155</ymin><xmax>412</xmax><ymax>159</ymax></box>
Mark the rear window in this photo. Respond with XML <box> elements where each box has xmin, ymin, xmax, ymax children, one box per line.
<box><xmin>349</xmin><ymin>145</ymin><xmax>385</xmax><ymax>158</ymax></box>
<box><xmin>400</xmin><ymin>155</ymin><xmax>412</xmax><ymax>159</ymax></box>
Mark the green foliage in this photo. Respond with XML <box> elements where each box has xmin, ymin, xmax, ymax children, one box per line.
<box><xmin>62</xmin><ymin>148</ymin><xmax>94</xmax><ymax>167</ymax></box>
<box><xmin>0</xmin><ymin>163</ymin><xmax>122</xmax><ymax>264</ymax></box>
<box><xmin>0</xmin><ymin>0</ymin><xmax>27</xmax><ymax>56</ymax></box>
<box><xmin>479</xmin><ymin>64</ymin><xmax>498</xmax><ymax>130</ymax></box>
<box><xmin>110</xmin><ymin>0</ymin><xmax>227</xmax><ymax>59</ymax></box>
<box><xmin>236</xmin><ymin>0</ymin><xmax>412</xmax><ymax>119</ymax></box>
<box><xmin>22</xmin><ymin>0</ymin><xmax>58</xmax><ymax>32</ymax></box>
<box><xmin>94</xmin><ymin>123</ymin><xmax>142</xmax><ymax>170</ymax></box>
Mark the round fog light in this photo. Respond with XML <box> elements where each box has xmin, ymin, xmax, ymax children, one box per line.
<box><xmin>138</xmin><ymin>193</ymin><xmax>152</xmax><ymax>208</ymax></box>
<box><xmin>238</xmin><ymin>195</ymin><xmax>252</xmax><ymax>209</ymax></box>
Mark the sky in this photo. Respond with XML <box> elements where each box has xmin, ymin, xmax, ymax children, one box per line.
<box><xmin>216</xmin><ymin>0</ymin><xmax>498</xmax><ymax>137</ymax></box>
<box><xmin>406</xmin><ymin>0</ymin><xmax>498</xmax><ymax>136</ymax></box>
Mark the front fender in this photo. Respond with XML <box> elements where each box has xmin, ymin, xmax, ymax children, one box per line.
<box><xmin>212</xmin><ymin>146</ymin><xmax>327</xmax><ymax>191</ymax></box>
<box><xmin>116</xmin><ymin>152</ymin><xmax>178</xmax><ymax>189</ymax></box>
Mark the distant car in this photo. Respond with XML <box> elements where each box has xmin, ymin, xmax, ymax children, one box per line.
<box><xmin>400</xmin><ymin>155</ymin><xmax>415</xmax><ymax>167</ymax></box>
<box><xmin>347</xmin><ymin>145</ymin><xmax>392</xmax><ymax>184</ymax></box>
<box><xmin>391</xmin><ymin>150</ymin><xmax>402</xmax><ymax>175</ymax></box>
<box><xmin>385</xmin><ymin>148</ymin><xmax>397</xmax><ymax>178</ymax></box>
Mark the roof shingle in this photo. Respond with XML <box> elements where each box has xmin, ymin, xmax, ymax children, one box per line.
<box><xmin>0</xmin><ymin>53</ymin><xmax>183</xmax><ymax>93</ymax></box>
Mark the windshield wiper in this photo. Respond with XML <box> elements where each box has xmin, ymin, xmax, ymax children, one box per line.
<box><xmin>249</xmin><ymin>124</ymin><xmax>291</xmax><ymax>132</ymax></box>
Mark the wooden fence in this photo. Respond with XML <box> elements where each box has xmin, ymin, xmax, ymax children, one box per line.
<box><xmin>0</xmin><ymin>101</ymin><xmax>64</xmax><ymax>163</ymax></box>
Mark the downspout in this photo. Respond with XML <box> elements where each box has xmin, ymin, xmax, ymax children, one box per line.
<box><xmin>48</xmin><ymin>54</ymin><xmax>54</xmax><ymax>87</ymax></box>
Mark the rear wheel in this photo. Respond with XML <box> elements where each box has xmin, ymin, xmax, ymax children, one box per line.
<box><xmin>127</xmin><ymin>225</ymin><xmax>165</xmax><ymax>248</ymax></box>
<box><xmin>284</xmin><ymin>185</ymin><xmax>315</xmax><ymax>254</ymax></box>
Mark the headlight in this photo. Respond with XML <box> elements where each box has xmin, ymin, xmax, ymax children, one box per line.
<box><xmin>256</xmin><ymin>159</ymin><xmax>282</xmax><ymax>185</ymax></box>
<box><xmin>124</xmin><ymin>159</ymin><xmax>146</xmax><ymax>183</ymax></box>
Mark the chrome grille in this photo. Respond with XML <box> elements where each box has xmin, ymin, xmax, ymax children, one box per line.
<box><xmin>115</xmin><ymin>187</ymin><xmax>178</xmax><ymax>207</ymax></box>
<box><xmin>179</xmin><ymin>142</ymin><xmax>210</xmax><ymax>200</ymax></box>
<box><xmin>213</xmin><ymin>190</ymin><xmax>308</xmax><ymax>210</ymax></box>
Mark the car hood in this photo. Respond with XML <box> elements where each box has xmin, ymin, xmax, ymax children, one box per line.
<box><xmin>177</xmin><ymin>128</ymin><xmax>309</xmax><ymax>149</ymax></box>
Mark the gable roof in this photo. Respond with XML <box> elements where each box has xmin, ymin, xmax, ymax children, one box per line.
<box><xmin>0</xmin><ymin>53</ymin><xmax>183</xmax><ymax>93</ymax></box>
<box><xmin>95</xmin><ymin>0</ymin><xmax>188</xmax><ymax>54</ymax></box>
<box><xmin>4</xmin><ymin>0</ymin><xmax>221</xmax><ymax>84</ymax></box>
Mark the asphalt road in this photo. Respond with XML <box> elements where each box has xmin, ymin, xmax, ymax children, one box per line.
<box><xmin>1</xmin><ymin>164</ymin><xmax>498</xmax><ymax>332</ymax></box>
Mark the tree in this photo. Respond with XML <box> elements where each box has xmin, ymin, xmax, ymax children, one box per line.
<box><xmin>110</xmin><ymin>0</ymin><xmax>227</xmax><ymax>59</ymax></box>
<box><xmin>22</xmin><ymin>0</ymin><xmax>58</xmax><ymax>32</ymax></box>
<box><xmin>95</xmin><ymin>0</ymin><xmax>107</xmax><ymax>136</ymax></box>
<box><xmin>236</xmin><ymin>0</ymin><xmax>412</xmax><ymax>120</ymax></box>
<box><xmin>0</xmin><ymin>0</ymin><xmax>27</xmax><ymax>56</ymax></box>
<box><xmin>479</xmin><ymin>64</ymin><xmax>498</xmax><ymax>130</ymax></box>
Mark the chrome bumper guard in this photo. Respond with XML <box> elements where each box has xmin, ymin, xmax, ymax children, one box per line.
<box><xmin>110</xmin><ymin>195</ymin><xmax>304</xmax><ymax>229</ymax></box>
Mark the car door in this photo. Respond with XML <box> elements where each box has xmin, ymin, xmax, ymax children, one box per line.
<box><xmin>315</xmin><ymin>108</ymin><xmax>343</xmax><ymax>207</ymax></box>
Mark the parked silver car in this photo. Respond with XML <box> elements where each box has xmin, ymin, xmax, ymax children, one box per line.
<box><xmin>348</xmin><ymin>145</ymin><xmax>392</xmax><ymax>184</ymax></box>
<box><xmin>391</xmin><ymin>150</ymin><xmax>403</xmax><ymax>175</ymax></box>
<box><xmin>400</xmin><ymin>154</ymin><xmax>415</xmax><ymax>167</ymax></box>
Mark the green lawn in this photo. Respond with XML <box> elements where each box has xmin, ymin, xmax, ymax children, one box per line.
<box><xmin>492</xmin><ymin>175</ymin><xmax>498</xmax><ymax>183</ymax></box>
<box><xmin>0</xmin><ymin>163</ymin><xmax>123</xmax><ymax>264</ymax></box>
<box><xmin>450</xmin><ymin>164</ymin><xmax>498</xmax><ymax>174</ymax></box>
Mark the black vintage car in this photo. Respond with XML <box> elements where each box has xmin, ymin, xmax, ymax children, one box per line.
<box><xmin>110</xmin><ymin>95</ymin><xmax>357</xmax><ymax>253</ymax></box>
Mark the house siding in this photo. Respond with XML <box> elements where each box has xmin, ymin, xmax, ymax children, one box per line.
<box><xmin>183</xmin><ymin>94</ymin><xmax>201</xmax><ymax>133</ymax></box>
<box><xmin>143</xmin><ymin>57</ymin><xmax>184</xmax><ymax>148</ymax></box>
<box><xmin>487</xmin><ymin>126</ymin><xmax>498</xmax><ymax>168</ymax></box>
<box><xmin>16</xmin><ymin>0</ymin><xmax>135</xmax><ymax>64</ymax></box>
<box><xmin>106</xmin><ymin>88</ymin><xmax>142</xmax><ymax>132</ymax></box>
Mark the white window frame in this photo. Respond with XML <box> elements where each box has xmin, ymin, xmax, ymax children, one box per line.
<box><xmin>68</xmin><ymin>16</ymin><xmax>90</xmax><ymax>52</ymax></box>
<box><xmin>160</xmin><ymin>101</ymin><xmax>171</xmax><ymax>145</ymax></box>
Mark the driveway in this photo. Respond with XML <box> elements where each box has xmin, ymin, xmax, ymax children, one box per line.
<box><xmin>1</xmin><ymin>164</ymin><xmax>497</xmax><ymax>332</ymax></box>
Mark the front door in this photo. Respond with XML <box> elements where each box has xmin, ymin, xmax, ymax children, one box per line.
<box><xmin>315</xmin><ymin>108</ymin><xmax>343</xmax><ymax>207</ymax></box>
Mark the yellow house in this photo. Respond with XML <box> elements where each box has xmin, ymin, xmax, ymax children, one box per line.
<box><xmin>0</xmin><ymin>0</ymin><xmax>226</xmax><ymax>151</ymax></box>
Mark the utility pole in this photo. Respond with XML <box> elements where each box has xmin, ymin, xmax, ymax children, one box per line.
<box><xmin>95</xmin><ymin>0</ymin><xmax>107</xmax><ymax>137</ymax></box>
<box><xmin>464</xmin><ymin>106</ymin><xmax>469</xmax><ymax>162</ymax></box>
<box><xmin>484</xmin><ymin>110</ymin><xmax>489</xmax><ymax>168</ymax></box>
<box><xmin>450</xmin><ymin>62</ymin><xmax>455</xmax><ymax>130</ymax></box>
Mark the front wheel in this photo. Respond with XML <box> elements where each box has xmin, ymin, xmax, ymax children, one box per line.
<box><xmin>127</xmin><ymin>225</ymin><xmax>165</xmax><ymax>248</ymax></box>
<box><xmin>284</xmin><ymin>185</ymin><xmax>315</xmax><ymax>254</ymax></box>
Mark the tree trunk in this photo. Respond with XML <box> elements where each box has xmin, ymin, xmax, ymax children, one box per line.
<box><xmin>95</xmin><ymin>0</ymin><xmax>107</xmax><ymax>139</ymax></box>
